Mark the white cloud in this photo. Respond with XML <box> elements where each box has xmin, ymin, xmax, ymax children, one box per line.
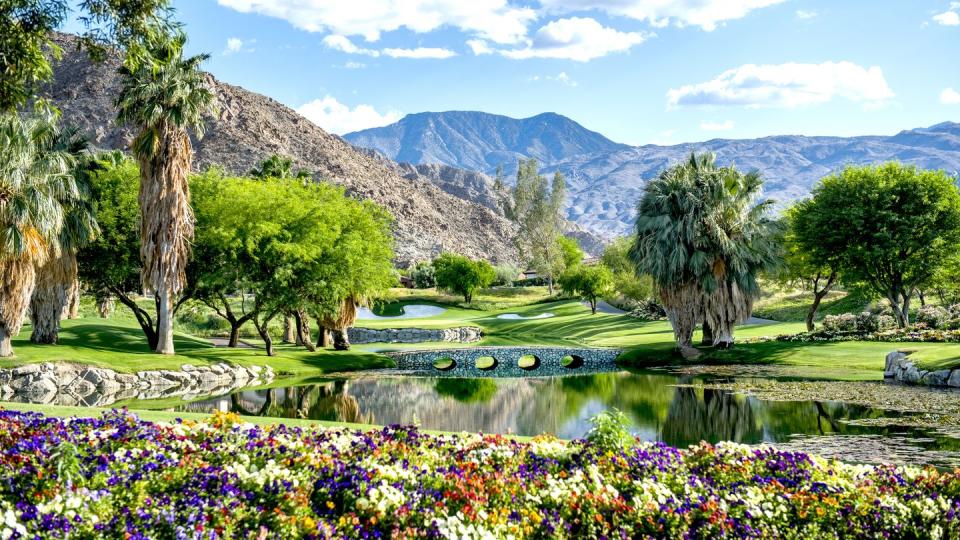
<box><xmin>933</xmin><ymin>8</ymin><xmax>960</xmax><ymax>26</ymax></box>
<box><xmin>941</xmin><ymin>88</ymin><xmax>960</xmax><ymax>105</ymax></box>
<box><xmin>382</xmin><ymin>47</ymin><xmax>457</xmax><ymax>59</ymax></box>
<box><xmin>467</xmin><ymin>39</ymin><xmax>493</xmax><ymax>55</ymax></box>
<box><xmin>223</xmin><ymin>38</ymin><xmax>255</xmax><ymax>55</ymax></box>
<box><xmin>795</xmin><ymin>9</ymin><xmax>817</xmax><ymax>19</ymax></box>
<box><xmin>217</xmin><ymin>0</ymin><xmax>535</xmax><ymax>44</ymax></box>
<box><xmin>501</xmin><ymin>17</ymin><xmax>648</xmax><ymax>62</ymax></box>
<box><xmin>667</xmin><ymin>61</ymin><xmax>895</xmax><ymax>109</ymax></box>
<box><xmin>700</xmin><ymin>120</ymin><xmax>734</xmax><ymax>131</ymax></box>
<box><xmin>341</xmin><ymin>61</ymin><xmax>367</xmax><ymax>69</ymax></box>
<box><xmin>538</xmin><ymin>0</ymin><xmax>785</xmax><ymax>31</ymax></box>
<box><xmin>323</xmin><ymin>35</ymin><xmax>380</xmax><ymax>56</ymax></box>
<box><xmin>224</xmin><ymin>38</ymin><xmax>243</xmax><ymax>54</ymax></box>
<box><xmin>529</xmin><ymin>72</ymin><xmax>578</xmax><ymax>86</ymax></box>
<box><xmin>296</xmin><ymin>96</ymin><xmax>402</xmax><ymax>135</ymax></box>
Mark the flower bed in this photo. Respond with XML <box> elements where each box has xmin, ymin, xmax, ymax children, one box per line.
<box><xmin>2</xmin><ymin>409</ymin><xmax>960</xmax><ymax>539</ymax></box>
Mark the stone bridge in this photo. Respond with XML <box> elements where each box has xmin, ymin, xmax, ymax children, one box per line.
<box><xmin>384</xmin><ymin>346</ymin><xmax>622</xmax><ymax>378</ymax></box>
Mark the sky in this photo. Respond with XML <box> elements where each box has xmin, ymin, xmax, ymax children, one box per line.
<box><xmin>118</xmin><ymin>1</ymin><xmax>960</xmax><ymax>145</ymax></box>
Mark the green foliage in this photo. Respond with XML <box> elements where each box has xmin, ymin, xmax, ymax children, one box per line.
<box><xmin>0</xmin><ymin>111</ymin><xmax>77</xmax><ymax>259</ymax></box>
<box><xmin>77</xmin><ymin>155</ymin><xmax>141</xmax><ymax>293</ymax></box>
<box><xmin>249</xmin><ymin>154</ymin><xmax>311</xmax><ymax>180</ymax></box>
<box><xmin>116</xmin><ymin>29</ymin><xmax>215</xmax><ymax>157</ymax></box>
<box><xmin>792</xmin><ymin>163</ymin><xmax>960</xmax><ymax>327</ymax></box>
<box><xmin>492</xmin><ymin>262</ymin><xmax>520</xmax><ymax>286</ymax></box>
<box><xmin>557</xmin><ymin>236</ymin><xmax>583</xmax><ymax>269</ymax></box>
<box><xmin>586</xmin><ymin>409</ymin><xmax>634</xmax><ymax>452</ymax></box>
<box><xmin>601</xmin><ymin>237</ymin><xmax>653</xmax><ymax>306</ymax></box>
<box><xmin>410</xmin><ymin>261</ymin><xmax>436</xmax><ymax>289</ymax></box>
<box><xmin>190</xmin><ymin>172</ymin><xmax>396</xmax><ymax>338</ymax></box>
<box><xmin>559</xmin><ymin>265</ymin><xmax>613</xmax><ymax>314</ymax></box>
<box><xmin>433</xmin><ymin>253</ymin><xmax>495</xmax><ymax>303</ymax></box>
<box><xmin>434</xmin><ymin>378</ymin><xmax>498</xmax><ymax>403</ymax></box>
<box><xmin>0</xmin><ymin>0</ymin><xmax>173</xmax><ymax>112</ymax></box>
<box><xmin>501</xmin><ymin>159</ymin><xmax>567</xmax><ymax>288</ymax></box>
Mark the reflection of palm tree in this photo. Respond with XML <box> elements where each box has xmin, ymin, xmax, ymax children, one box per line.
<box><xmin>230</xmin><ymin>390</ymin><xmax>273</xmax><ymax>416</ymax></box>
<box><xmin>662</xmin><ymin>383</ymin><xmax>762</xmax><ymax>447</ymax></box>
<box><xmin>306</xmin><ymin>381</ymin><xmax>372</xmax><ymax>424</ymax></box>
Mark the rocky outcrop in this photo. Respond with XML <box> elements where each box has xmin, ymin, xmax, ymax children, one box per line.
<box><xmin>0</xmin><ymin>362</ymin><xmax>275</xmax><ymax>407</ymax></box>
<box><xmin>348</xmin><ymin>326</ymin><xmax>482</xmax><ymax>344</ymax></box>
<box><xmin>42</xmin><ymin>33</ymin><xmax>518</xmax><ymax>265</ymax></box>
<box><xmin>884</xmin><ymin>351</ymin><xmax>960</xmax><ymax>388</ymax></box>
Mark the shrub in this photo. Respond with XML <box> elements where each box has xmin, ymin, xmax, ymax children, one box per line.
<box><xmin>916</xmin><ymin>305</ymin><xmax>950</xmax><ymax>329</ymax></box>
<box><xmin>410</xmin><ymin>261</ymin><xmax>435</xmax><ymax>289</ymax></box>
<box><xmin>629</xmin><ymin>300</ymin><xmax>667</xmax><ymax>321</ymax></box>
<box><xmin>586</xmin><ymin>409</ymin><xmax>634</xmax><ymax>452</ymax></box>
<box><xmin>855</xmin><ymin>311</ymin><xmax>896</xmax><ymax>333</ymax></box>
<box><xmin>822</xmin><ymin>313</ymin><xmax>857</xmax><ymax>332</ymax></box>
<box><xmin>492</xmin><ymin>263</ymin><xmax>520</xmax><ymax>286</ymax></box>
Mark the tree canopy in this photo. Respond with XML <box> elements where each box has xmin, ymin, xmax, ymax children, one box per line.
<box><xmin>433</xmin><ymin>253</ymin><xmax>495</xmax><ymax>303</ymax></box>
<box><xmin>792</xmin><ymin>162</ymin><xmax>960</xmax><ymax>327</ymax></box>
<box><xmin>559</xmin><ymin>265</ymin><xmax>613</xmax><ymax>315</ymax></box>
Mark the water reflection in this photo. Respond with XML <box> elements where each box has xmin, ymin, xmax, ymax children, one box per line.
<box><xmin>172</xmin><ymin>370</ymin><xmax>957</xmax><ymax>452</ymax></box>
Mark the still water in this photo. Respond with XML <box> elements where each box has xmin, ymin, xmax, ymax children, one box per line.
<box><xmin>166</xmin><ymin>368</ymin><xmax>960</xmax><ymax>468</ymax></box>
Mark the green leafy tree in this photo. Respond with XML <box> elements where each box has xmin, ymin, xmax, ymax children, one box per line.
<box><xmin>630</xmin><ymin>153</ymin><xmax>780</xmax><ymax>357</ymax></box>
<box><xmin>410</xmin><ymin>261</ymin><xmax>436</xmax><ymax>289</ymax></box>
<box><xmin>559</xmin><ymin>265</ymin><xmax>614</xmax><ymax>314</ymax></box>
<box><xmin>190</xmin><ymin>173</ymin><xmax>394</xmax><ymax>354</ymax></box>
<box><xmin>601</xmin><ymin>237</ymin><xmax>653</xmax><ymax>307</ymax></box>
<box><xmin>500</xmin><ymin>159</ymin><xmax>566</xmax><ymax>294</ymax></box>
<box><xmin>117</xmin><ymin>29</ymin><xmax>215</xmax><ymax>354</ymax></box>
<box><xmin>0</xmin><ymin>112</ymin><xmax>75</xmax><ymax>357</ymax></box>
<box><xmin>558</xmin><ymin>235</ymin><xmax>584</xmax><ymax>270</ymax></box>
<box><xmin>493</xmin><ymin>262</ymin><xmax>520</xmax><ymax>286</ymax></box>
<box><xmin>249</xmin><ymin>154</ymin><xmax>311</xmax><ymax>180</ymax></box>
<box><xmin>0</xmin><ymin>0</ymin><xmax>173</xmax><ymax>112</ymax></box>
<box><xmin>792</xmin><ymin>163</ymin><xmax>960</xmax><ymax>328</ymax></box>
<box><xmin>433</xmin><ymin>253</ymin><xmax>495</xmax><ymax>303</ymax></box>
<box><xmin>779</xmin><ymin>206</ymin><xmax>837</xmax><ymax>331</ymax></box>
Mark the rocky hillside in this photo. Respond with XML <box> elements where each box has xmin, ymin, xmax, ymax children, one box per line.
<box><xmin>347</xmin><ymin>111</ymin><xmax>960</xmax><ymax>237</ymax></box>
<box><xmin>346</xmin><ymin>111</ymin><xmax>627</xmax><ymax>176</ymax></box>
<box><xmin>43</xmin><ymin>33</ymin><xmax>517</xmax><ymax>265</ymax></box>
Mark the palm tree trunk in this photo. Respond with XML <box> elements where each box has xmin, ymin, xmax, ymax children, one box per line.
<box><xmin>30</xmin><ymin>251</ymin><xmax>75</xmax><ymax>344</ymax></box>
<box><xmin>661</xmin><ymin>284</ymin><xmax>702</xmax><ymax>359</ymax></box>
<box><xmin>67</xmin><ymin>278</ymin><xmax>80</xmax><ymax>319</ymax></box>
<box><xmin>0</xmin><ymin>257</ymin><xmax>40</xmax><ymax>358</ymax></box>
<box><xmin>701</xmin><ymin>322</ymin><xmax>714</xmax><ymax>346</ymax></box>
<box><xmin>0</xmin><ymin>327</ymin><xmax>10</xmax><ymax>358</ymax></box>
<box><xmin>155</xmin><ymin>287</ymin><xmax>175</xmax><ymax>355</ymax></box>
<box><xmin>139</xmin><ymin>125</ymin><xmax>195</xmax><ymax>356</ymax></box>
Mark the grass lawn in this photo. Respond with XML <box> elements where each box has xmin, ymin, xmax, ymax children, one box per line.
<box><xmin>8</xmin><ymin>286</ymin><xmax>960</xmax><ymax>383</ymax></box>
<box><xmin>7</xmin><ymin>317</ymin><xmax>392</xmax><ymax>376</ymax></box>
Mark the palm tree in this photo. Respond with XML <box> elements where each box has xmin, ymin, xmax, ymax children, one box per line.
<box><xmin>630</xmin><ymin>153</ymin><xmax>779</xmax><ymax>357</ymax></box>
<box><xmin>249</xmin><ymin>154</ymin><xmax>311</xmax><ymax>180</ymax></box>
<box><xmin>30</xmin><ymin>127</ymin><xmax>99</xmax><ymax>344</ymax></box>
<box><xmin>117</xmin><ymin>30</ymin><xmax>214</xmax><ymax>354</ymax></box>
<box><xmin>321</xmin><ymin>296</ymin><xmax>359</xmax><ymax>351</ymax></box>
<box><xmin>0</xmin><ymin>112</ymin><xmax>76</xmax><ymax>357</ymax></box>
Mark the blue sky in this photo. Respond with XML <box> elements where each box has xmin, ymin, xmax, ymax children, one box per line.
<box><xmin>142</xmin><ymin>1</ymin><xmax>960</xmax><ymax>144</ymax></box>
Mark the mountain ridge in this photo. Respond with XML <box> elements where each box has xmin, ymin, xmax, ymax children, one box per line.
<box><xmin>346</xmin><ymin>112</ymin><xmax>960</xmax><ymax>237</ymax></box>
<box><xmin>43</xmin><ymin>33</ymin><xmax>519</xmax><ymax>265</ymax></box>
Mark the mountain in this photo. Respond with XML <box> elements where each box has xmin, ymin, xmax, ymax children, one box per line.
<box><xmin>346</xmin><ymin>111</ymin><xmax>627</xmax><ymax>176</ymax></box>
<box><xmin>42</xmin><ymin>33</ymin><xmax>518</xmax><ymax>265</ymax></box>
<box><xmin>346</xmin><ymin>112</ymin><xmax>960</xmax><ymax>237</ymax></box>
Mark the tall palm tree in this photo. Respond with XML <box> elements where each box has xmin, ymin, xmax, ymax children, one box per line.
<box><xmin>630</xmin><ymin>153</ymin><xmax>779</xmax><ymax>357</ymax></box>
<box><xmin>30</xmin><ymin>126</ymin><xmax>99</xmax><ymax>344</ymax></box>
<box><xmin>0</xmin><ymin>112</ymin><xmax>76</xmax><ymax>357</ymax></box>
<box><xmin>117</xmin><ymin>30</ymin><xmax>214</xmax><ymax>354</ymax></box>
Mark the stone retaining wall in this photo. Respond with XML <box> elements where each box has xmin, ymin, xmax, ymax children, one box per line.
<box><xmin>884</xmin><ymin>351</ymin><xmax>960</xmax><ymax>388</ymax></box>
<box><xmin>385</xmin><ymin>346</ymin><xmax>622</xmax><ymax>378</ymax></box>
<box><xmin>349</xmin><ymin>326</ymin><xmax>482</xmax><ymax>344</ymax></box>
<box><xmin>0</xmin><ymin>362</ymin><xmax>275</xmax><ymax>407</ymax></box>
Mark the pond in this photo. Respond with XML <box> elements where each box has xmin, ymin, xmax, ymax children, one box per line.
<box><xmin>165</xmin><ymin>366</ymin><xmax>960</xmax><ymax>468</ymax></box>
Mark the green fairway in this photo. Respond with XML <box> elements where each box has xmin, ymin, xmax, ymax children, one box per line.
<box><xmin>7</xmin><ymin>287</ymin><xmax>960</xmax><ymax>382</ymax></box>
